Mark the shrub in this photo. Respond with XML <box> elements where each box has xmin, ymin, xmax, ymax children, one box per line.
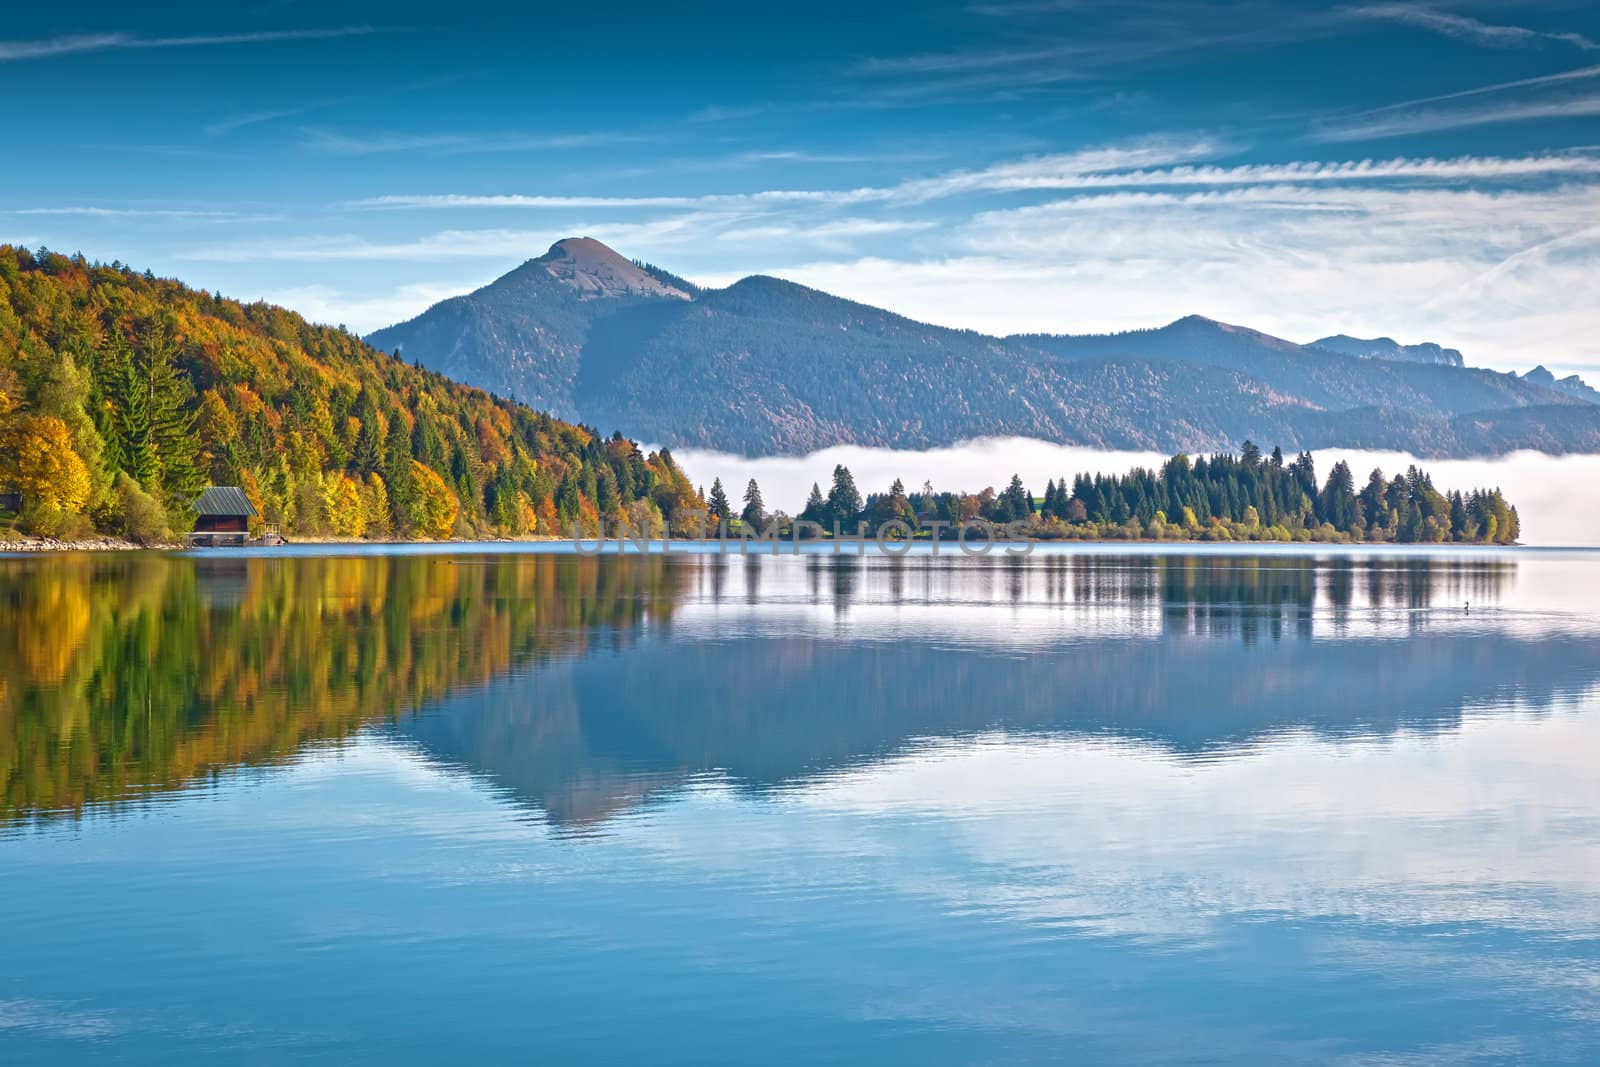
<box><xmin>115</xmin><ymin>473</ymin><xmax>171</xmax><ymax>544</ymax></box>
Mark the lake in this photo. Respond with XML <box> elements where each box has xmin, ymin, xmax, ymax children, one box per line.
<box><xmin>3</xmin><ymin>544</ymin><xmax>1599</xmax><ymax>1063</ymax></box>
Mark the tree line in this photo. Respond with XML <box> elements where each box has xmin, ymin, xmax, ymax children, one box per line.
<box><xmin>698</xmin><ymin>443</ymin><xmax>1519</xmax><ymax>544</ymax></box>
<box><xmin>0</xmin><ymin>246</ymin><xmax>699</xmax><ymax>542</ymax></box>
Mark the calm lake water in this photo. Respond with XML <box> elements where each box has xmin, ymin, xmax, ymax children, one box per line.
<box><xmin>3</xmin><ymin>545</ymin><xmax>1599</xmax><ymax>1064</ymax></box>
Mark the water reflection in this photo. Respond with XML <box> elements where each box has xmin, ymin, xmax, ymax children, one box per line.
<box><xmin>3</xmin><ymin>547</ymin><xmax>1599</xmax><ymax>1063</ymax></box>
<box><xmin>0</xmin><ymin>553</ymin><xmax>686</xmax><ymax>821</ymax></box>
<box><xmin>1</xmin><ymin>549</ymin><xmax>1591</xmax><ymax>828</ymax></box>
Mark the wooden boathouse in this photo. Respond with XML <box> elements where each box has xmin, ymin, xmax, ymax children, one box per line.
<box><xmin>187</xmin><ymin>486</ymin><xmax>258</xmax><ymax>547</ymax></box>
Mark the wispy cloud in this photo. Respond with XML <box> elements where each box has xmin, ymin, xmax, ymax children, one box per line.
<box><xmin>1313</xmin><ymin>61</ymin><xmax>1600</xmax><ymax>140</ymax></box>
<box><xmin>179</xmin><ymin>229</ymin><xmax>574</xmax><ymax>263</ymax></box>
<box><xmin>204</xmin><ymin>74</ymin><xmax>475</xmax><ymax>138</ymax></box>
<box><xmin>686</xmin><ymin>104</ymin><xmax>769</xmax><ymax>124</ymax></box>
<box><xmin>711</xmin><ymin>218</ymin><xmax>938</xmax><ymax>248</ymax></box>
<box><xmin>857</xmin><ymin>41</ymin><xmax>1096</xmax><ymax>78</ymax></box>
<box><xmin>1315</xmin><ymin>93</ymin><xmax>1600</xmax><ymax>141</ymax></box>
<box><xmin>862</xmin><ymin>4</ymin><xmax>1594</xmax><ymax>104</ymax></box>
<box><xmin>346</xmin><ymin>142</ymin><xmax>1219</xmax><ymax>212</ymax></box>
<box><xmin>1350</xmin><ymin>63</ymin><xmax>1600</xmax><ymax>116</ymax></box>
<box><xmin>853</xmin><ymin>6</ymin><xmax>1330</xmax><ymax>97</ymax></box>
<box><xmin>299</xmin><ymin>128</ymin><xmax>646</xmax><ymax>155</ymax></box>
<box><xmin>0</xmin><ymin>26</ymin><xmax>385</xmax><ymax>63</ymax></box>
<box><xmin>206</xmin><ymin>99</ymin><xmax>348</xmax><ymax>137</ymax></box>
<box><xmin>263</xmin><ymin>281</ymin><xmax>488</xmax><ymax>332</ymax></box>
<box><xmin>1347</xmin><ymin>4</ymin><xmax>1598</xmax><ymax>51</ymax></box>
<box><xmin>770</xmin><ymin>181</ymin><xmax>1600</xmax><ymax>369</ymax></box>
<box><xmin>347</xmin><ymin>147</ymin><xmax>1600</xmax><ymax>216</ymax></box>
<box><xmin>351</xmin><ymin>194</ymin><xmax>698</xmax><ymax>211</ymax></box>
<box><xmin>6</xmin><ymin>206</ymin><xmax>266</xmax><ymax>220</ymax></box>
<box><xmin>730</xmin><ymin>149</ymin><xmax>938</xmax><ymax>165</ymax></box>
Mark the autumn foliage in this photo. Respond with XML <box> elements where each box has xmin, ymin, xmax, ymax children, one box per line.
<box><xmin>0</xmin><ymin>246</ymin><xmax>698</xmax><ymax>541</ymax></box>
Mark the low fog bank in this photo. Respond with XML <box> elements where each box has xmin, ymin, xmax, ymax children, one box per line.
<box><xmin>673</xmin><ymin>438</ymin><xmax>1600</xmax><ymax>548</ymax></box>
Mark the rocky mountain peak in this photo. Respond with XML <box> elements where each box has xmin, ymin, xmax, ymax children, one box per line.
<box><xmin>535</xmin><ymin>237</ymin><xmax>692</xmax><ymax>301</ymax></box>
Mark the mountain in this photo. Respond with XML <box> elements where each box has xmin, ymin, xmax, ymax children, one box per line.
<box><xmin>366</xmin><ymin>237</ymin><xmax>693</xmax><ymax>420</ymax></box>
<box><xmin>1309</xmin><ymin>334</ymin><xmax>1465</xmax><ymax>367</ymax></box>
<box><xmin>368</xmin><ymin>238</ymin><xmax>1600</xmax><ymax>457</ymax></box>
<box><xmin>0</xmin><ymin>245</ymin><xmax>696</xmax><ymax>543</ymax></box>
<box><xmin>1521</xmin><ymin>364</ymin><xmax>1600</xmax><ymax>404</ymax></box>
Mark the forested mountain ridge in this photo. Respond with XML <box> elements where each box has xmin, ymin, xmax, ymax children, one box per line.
<box><xmin>370</xmin><ymin>238</ymin><xmax>1600</xmax><ymax>458</ymax></box>
<box><xmin>0</xmin><ymin>245</ymin><xmax>699</xmax><ymax>542</ymax></box>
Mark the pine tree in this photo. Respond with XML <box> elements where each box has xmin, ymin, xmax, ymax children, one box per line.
<box><xmin>105</xmin><ymin>340</ymin><xmax>158</xmax><ymax>490</ymax></box>
<box><xmin>382</xmin><ymin>419</ymin><xmax>417</xmax><ymax>532</ymax></box>
<box><xmin>142</xmin><ymin>332</ymin><xmax>200</xmax><ymax>506</ymax></box>
<box><xmin>1001</xmin><ymin>473</ymin><xmax>1031</xmax><ymax>519</ymax></box>
<box><xmin>1317</xmin><ymin>460</ymin><xmax>1358</xmax><ymax>531</ymax></box>
<box><xmin>826</xmin><ymin>465</ymin><xmax>862</xmax><ymax>528</ymax></box>
<box><xmin>801</xmin><ymin>482</ymin><xmax>826</xmax><ymax>525</ymax></box>
<box><xmin>708</xmin><ymin>477</ymin><xmax>731</xmax><ymax>522</ymax></box>
<box><xmin>887</xmin><ymin>477</ymin><xmax>911</xmax><ymax>520</ymax></box>
<box><xmin>741</xmin><ymin>478</ymin><xmax>766</xmax><ymax>529</ymax></box>
<box><xmin>352</xmin><ymin>389</ymin><xmax>384</xmax><ymax>475</ymax></box>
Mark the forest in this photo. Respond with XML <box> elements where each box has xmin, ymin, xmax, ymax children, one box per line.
<box><xmin>710</xmin><ymin>443</ymin><xmax>1519</xmax><ymax>544</ymax></box>
<box><xmin>0</xmin><ymin>246</ymin><xmax>700</xmax><ymax>543</ymax></box>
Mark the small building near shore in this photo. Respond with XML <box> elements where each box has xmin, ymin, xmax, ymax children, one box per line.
<box><xmin>188</xmin><ymin>486</ymin><xmax>258</xmax><ymax>546</ymax></box>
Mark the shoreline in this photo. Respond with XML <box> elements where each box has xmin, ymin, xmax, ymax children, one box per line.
<box><xmin>0</xmin><ymin>536</ymin><xmax>176</xmax><ymax>552</ymax></box>
<box><xmin>2</xmin><ymin>534</ymin><xmax>1529</xmax><ymax>555</ymax></box>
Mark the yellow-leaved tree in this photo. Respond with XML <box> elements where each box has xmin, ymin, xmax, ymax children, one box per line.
<box><xmin>362</xmin><ymin>473</ymin><xmax>391</xmax><ymax>537</ymax></box>
<box><xmin>3</xmin><ymin>415</ymin><xmax>92</xmax><ymax>532</ymax></box>
<box><xmin>409</xmin><ymin>461</ymin><xmax>459</xmax><ymax>539</ymax></box>
<box><xmin>326</xmin><ymin>475</ymin><xmax>367</xmax><ymax>538</ymax></box>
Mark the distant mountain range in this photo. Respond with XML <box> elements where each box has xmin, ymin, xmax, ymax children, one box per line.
<box><xmin>1308</xmin><ymin>335</ymin><xmax>1464</xmax><ymax>367</ymax></box>
<box><xmin>368</xmin><ymin>237</ymin><xmax>1600</xmax><ymax>457</ymax></box>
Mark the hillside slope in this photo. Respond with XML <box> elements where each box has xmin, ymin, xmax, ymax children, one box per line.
<box><xmin>0</xmin><ymin>246</ymin><xmax>698</xmax><ymax>542</ymax></box>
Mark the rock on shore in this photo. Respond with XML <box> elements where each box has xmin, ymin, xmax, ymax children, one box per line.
<box><xmin>1</xmin><ymin>536</ymin><xmax>171</xmax><ymax>552</ymax></box>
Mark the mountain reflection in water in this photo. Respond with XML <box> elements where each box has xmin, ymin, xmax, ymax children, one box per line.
<box><xmin>5</xmin><ymin>546</ymin><xmax>1600</xmax><ymax>1064</ymax></box>
<box><xmin>3</xmin><ymin>549</ymin><xmax>1593</xmax><ymax>829</ymax></box>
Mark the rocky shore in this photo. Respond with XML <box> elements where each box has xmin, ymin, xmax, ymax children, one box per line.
<box><xmin>1</xmin><ymin>536</ymin><xmax>174</xmax><ymax>552</ymax></box>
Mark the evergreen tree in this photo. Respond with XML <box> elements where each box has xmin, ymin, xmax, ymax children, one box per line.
<box><xmin>382</xmin><ymin>419</ymin><xmax>417</xmax><ymax>532</ymax></box>
<box><xmin>352</xmin><ymin>390</ymin><xmax>384</xmax><ymax>475</ymax></box>
<box><xmin>144</xmin><ymin>341</ymin><xmax>201</xmax><ymax>506</ymax></box>
<box><xmin>708</xmin><ymin>477</ymin><xmax>731</xmax><ymax>523</ymax></box>
<box><xmin>741</xmin><ymin>478</ymin><xmax>766</xmax><ymax>529</ymax></box>
<box><xmin>102</xmin><ymin>340</ymin><xmax>157</xmax><ymax>488</ymax></box>
<box><xmin>1001</xmin><ymin>473</ymin><xmax>1031</xmax><ymax>520</ymax></box>
<box><xmin>1317</xmin><ymin>460</ymin><xmax>1358</xmax><ymax>530</ymax></box>
<box><xmin>1358</xmin><ymin>468</ymin><xmax>1387</xmax><ymax>533</ymax></box>
<box><xmin>826</xmin><ymin>465</ymin><xmax>862</xmax><ymax>527</ymax></box>
<box><xmin>801</xmin><ymin>482</ymin><xmax>827</xmax><ymax>525</ymax></box>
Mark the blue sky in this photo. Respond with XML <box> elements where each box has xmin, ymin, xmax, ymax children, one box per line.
<box><xmin>3</xmin><ymin>0</ymin><xmax>1599</xmax><ymax>371</ymax></box>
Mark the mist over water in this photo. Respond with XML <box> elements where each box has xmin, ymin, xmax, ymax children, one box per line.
<box><xmin>674</xmin><ymin>438</ymin><xmax>1600</xmax><ymax>547</ymax></box>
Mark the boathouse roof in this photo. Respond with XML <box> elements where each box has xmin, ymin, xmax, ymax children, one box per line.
<box><xmin>194</xmin><ymin>486</ymin><xmax>258</xmax><ymax>518</ymax></box>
